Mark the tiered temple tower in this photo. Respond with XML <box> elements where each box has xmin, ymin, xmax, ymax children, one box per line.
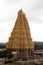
<box><xmin>6</xmin><ymin>10</ymin><xmax>34</xmax><ymax>60</ymax></box>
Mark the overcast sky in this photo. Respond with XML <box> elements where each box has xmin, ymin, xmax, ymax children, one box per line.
<box><xmin>0</xmin><ymin>0</ymin><xmax>43</xmax><ymax>43</ymax></box>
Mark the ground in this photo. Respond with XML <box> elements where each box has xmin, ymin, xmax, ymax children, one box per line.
<box><xmin>0</xmin><ymin>63</ymin><xmax>43</xmax><ymax>65</ymax></box>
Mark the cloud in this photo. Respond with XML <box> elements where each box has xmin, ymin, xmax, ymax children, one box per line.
<box><xmin>30</xmin><ymin>22</ymin><xmax>43</xmax><ymax>41</ymax></box>
<box><xmin>0</xmin><ymin>0</ymin><xmax>43</xmax><ymax>42</ymax></box>
<box><xmin>0</xmin><ymin>21</ymin><xmax>14</xmax><ymax>42</ymax></box>
<box><xmin>32</xmin><ymin>0</ymin><xmax>43</xmax><ymax>11</ymax></box>
<box><xmin>29</xmin><ymin>0</ymin><xmax>43</xmax><ymax>23</ymax></box>
<box><xmin>0</xmin><ymin>0</ymin><xmax>43</xmax><ymax>23</ymax></box>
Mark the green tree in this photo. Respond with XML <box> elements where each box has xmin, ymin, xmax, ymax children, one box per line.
<box><xmin>0</xmin><ymin>49</ymin><xmax>13</xmax><ymax>64</ymax></box>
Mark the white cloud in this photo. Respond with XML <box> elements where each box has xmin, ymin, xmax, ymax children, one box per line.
<box><xmin>0</xmin><ymin>0</ymin><xmax>42</xmax><ymax>22</ymax></box>
<box><xmin>0</xmin><ymin>21</ymin><xmax>14</xmax><ymax>42</ymax></box>
<box><xmin>30</xmin><ymin>22</ymin><xmax>43</xmax><ymax>42</ymax></box>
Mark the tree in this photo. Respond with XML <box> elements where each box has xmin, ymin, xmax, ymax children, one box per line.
<box><xmin>0</xmin><ymin>49</ymin><xmax>13</xmax><ymax>64</ymax></box>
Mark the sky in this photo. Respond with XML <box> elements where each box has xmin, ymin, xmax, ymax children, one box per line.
<box><xmin>0</xmin><ymin>0</ymin><xmax>43</xmax><ymax>43</ymax></box>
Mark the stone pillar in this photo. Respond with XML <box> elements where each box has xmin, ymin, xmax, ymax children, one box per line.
<box><xmin>17</xmin><ymin>49</ymin><xmax>34</xmax><ymax>60</ymax></box>
<box><xmin>28</xmin><ymin>49</ymin><xmax>34</xmax><ymax>59</ymax></box>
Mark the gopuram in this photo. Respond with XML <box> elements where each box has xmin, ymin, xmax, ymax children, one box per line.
<box><xmin>6</xmin><ymin>10</ymin><xmax>34</xmax><ymax>60</ymax></box>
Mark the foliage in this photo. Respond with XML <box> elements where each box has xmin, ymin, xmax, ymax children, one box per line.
<box><xmin>35</xmin><ymin>44</ymin><xmax>43</xmax><ymax>50</ymax></box>
<box><xmin>0</xmin><ymin>49</ymin><xmax>13</xmax><ymax>63</ymax></box>
<box><xmin>0</xmin><ymin>44</ymin><xmax>6</xmax><ymax>48</ymax></box>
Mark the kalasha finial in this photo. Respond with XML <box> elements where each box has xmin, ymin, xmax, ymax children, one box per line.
<box><xmin>18</xmin><ymin>9</ymin><xmax>22</xmax><ymax>13</ymax></box>
<box><xmin>18</xmin><ymin>8</ymin><xmax>25</xmax><ymax>16</ymax></box>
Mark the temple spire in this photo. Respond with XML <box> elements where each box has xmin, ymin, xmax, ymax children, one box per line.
<box><xmin>6</xmin><ymin>9</ymin><xmax>34</xmax><ymax>49</ymax></box>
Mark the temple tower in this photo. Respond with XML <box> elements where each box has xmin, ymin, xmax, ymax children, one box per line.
<box><xmin>6</xmin><ymin>10</ymin><xmax>34</xmax><ymax>60</ymax></box>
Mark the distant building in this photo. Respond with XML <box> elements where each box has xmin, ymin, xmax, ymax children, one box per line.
<box><xmin>6</xmin><ymin>10</ymin><xmax>34</xmax><ymax>60</ymax></box>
